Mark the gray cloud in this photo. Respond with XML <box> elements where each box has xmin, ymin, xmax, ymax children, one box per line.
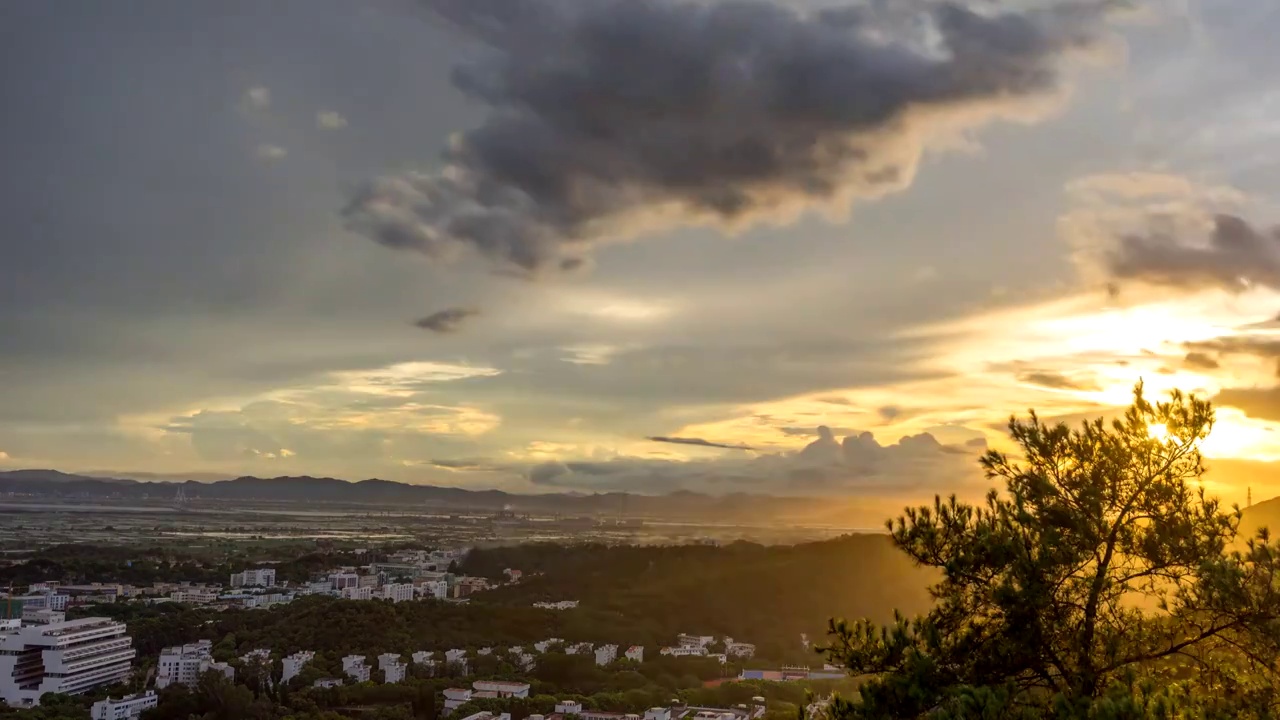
<box><xmin>1182</xmin><ymin>351</ymin><xmax>1220</xmax><ymax>370</ymax></box>
<box><xmin>1187</xmin><ymin>335</ymin><xmax>1280</xmax><ymax>360</ymax></box>
<box><xmin>528</xmin><ymin>425</ymin><xmax>987</xmax><ymax>496</ymax></box>
<box><xmin>1214</xmin><ymin>386</ymin><xmax>1280</xmax><ymax>423</ymax></box>
<box><xmin>1017</xmin><ymin>370</ymin><xmax>1101</xmax><ymax>391</ymax></box>
<box><xmin>1106</xmin><ymin>214</ymin><xmax>1280</xmax><ymax>292</ymax></box>
<box><xmin>414</xmin><ymin>307</ymin><xmax>480</xmax><ymax>333</ymax></box>
<box><xmin>344</xmin><ymin>0</ymin><xmax>1108</xmax><ymax>275</ymax></box>
<box><xmin>646</xmin><ymin>435</ymin><xmax>755</xmax><ymax>450</ymax></box>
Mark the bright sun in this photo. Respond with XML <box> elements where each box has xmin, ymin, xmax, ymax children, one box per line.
<box><xmin>1148</xmin><ymin>423</ymin><xmax>1169</xmax><ymax>441</ymax></box>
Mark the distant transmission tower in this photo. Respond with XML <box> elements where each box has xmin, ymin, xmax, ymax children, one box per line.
<box><xmin>174</xmin><ymin>485</ymin><xmax>188</xmax><ymax>507</ymax></box>
<box><xmin>1248</xmin><ymin>487</ymin><xmax>1253</xmax><ymax>508</ymax></box>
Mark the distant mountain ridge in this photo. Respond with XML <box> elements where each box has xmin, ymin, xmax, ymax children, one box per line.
<box><xmin>0</xmin><ymin>469</ymin><xmax>862</xmax><ymax>522</ymax></box>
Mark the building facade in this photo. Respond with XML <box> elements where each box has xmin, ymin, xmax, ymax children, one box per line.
<box><xmin>0</xmin><ymin>617</ymin><xmax>135</xmax><ymax>707</ymax></box>
<box><xmin>90</xmin><ymin>691</ymin><xmax>158</xmax><ymax>720</ymax></box>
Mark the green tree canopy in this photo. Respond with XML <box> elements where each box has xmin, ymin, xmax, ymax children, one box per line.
<box><xmin>823</xmin><ymin>383</ymin><xmax>1280</xmax><ymax>719</ymax></box>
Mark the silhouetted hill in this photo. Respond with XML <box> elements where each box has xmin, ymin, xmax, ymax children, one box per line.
<box><xmin>0</xmin><ymin>469</ymin><xmax>868</xmax><ymax>522</ymax></box>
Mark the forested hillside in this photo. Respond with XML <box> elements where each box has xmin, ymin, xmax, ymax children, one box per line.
<box><xmin>463</xmin><ymin>534</ymin><xmax>936</xmax><ymax>659</ymax></box>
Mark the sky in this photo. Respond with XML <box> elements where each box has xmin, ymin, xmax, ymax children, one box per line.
<box><xmin>3</xmin><ymin>0</ymin><xmax>1280</xmax><ymax>504</ymax></box>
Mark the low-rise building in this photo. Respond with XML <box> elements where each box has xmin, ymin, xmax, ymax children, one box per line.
<box><xmin>382</xmin><ymin>661</ymin><xmax>407</xmax><ymax>684</ymax></box>
<box><xmin>313</xmin><ymin>678</ymin><xmax>343</xmax><ymax>689</ymax></box>
<box><xmin>169</xmin><ymin>589</ymin><xmax>219</xmax><ymax>605</ymax></box>
<box><xmin>21</xmin><ymin>608</ymin><xmax>65</xmax><ymax>625</ymax></box>
<box><xmin>240</xmin><ymin>648</ymin><xmax>271</xmax><ymax>664</ymax></box>
<box><xmin>90</xmin><ymin>691</ymin><xmax>158</xmax><ymax>720</ymax></box>
<box><xmin>443</xmin><ymin>687</ymin><xmax>473</xmax><ymax>714</ymax></box>
<box><xmin>677</xmin><ymin>634</ymin><xmax>714</xmax><ymax>649</ymax></box>
<box><xmin>472</xmin><ymin>680</ymin><xmax>530</xmax><ymax>698</ymax></box>
<box><xmin>565</xmin><ymin>641</ymin><xmax>593</xmax><ymax>656</ymax></box>
<box><xmin>660</xmin><ymin>646</ymin><xmax>706</xmax><ymax>657</ymax></box>
<box><xmin>724</xmin><ymin>641</ymin><xmax>755</xmax><ymax>658</ymax></box>
<box><xmin>625</xmin><ymin>646</ymin><xmax>644</xmax><ymax>663</ymax></box>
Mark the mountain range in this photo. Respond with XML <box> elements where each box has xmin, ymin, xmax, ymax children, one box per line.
<box><xmin>0</xmin><ymin>469</ymin><xmax>870</xmax><ymax>523</ymax></box>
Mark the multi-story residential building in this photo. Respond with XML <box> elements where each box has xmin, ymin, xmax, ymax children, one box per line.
<box><xmin>342</xmin><ymin>655</ymin><xmax>370</xmax><ymax>683</ymax></box>
<box><xmin>229</xmin><ymin>568</ymin><xmax>277</xmax><ymax>588</ymax></box>
<box><xmin>443</xmin><ymin>648</ymin><xmax>469</xmax><ymax>674</ymax></box>
<box><xmin>565</xmin><ymin>642</ymin><xmax>592</xmax><ymax>656</ymax></box>
<box><xmin>625</xmin><ymin>646</ymin><xmax>644</xmax><ymax>663</ymax></box>
<box><xmin>90</xmin><ymin>691</ymin><xmax>158</xmax><ymax>720</ymax></box>
<box><xmin>677</xmin><ymin>634</ymin><xmax>714</xmax><ymax>649</ymax></box>
<box><xmin>472</xmin><ymin>680</ymin><xmax>530</xmax><ymax>698</ymax></box>
<box><xmin>381</xmin><ymin>583</ymin><xmax>415</xmax><ymax>603</ymax></box>
<box><xmin>411</xmin><ymin>651</ymin><xmax>435</xmax><ymax>667</ymax></box>
<box><xmin>329</xmin><ymin>572</ymin><xmax>360</xmax><ymax>590</ymax></box>
<box><xmin>514</xmin><ymin>653</ymin><xmax>536</xmax><ymax>671</ymax></box>
<box><xmin>594</xmin><ymin>645</ymin><xmax>617</xmax><ymax>666</ymax></box>
<box><xmin>0</xmin><ymin>617</ymin><xmax>136</xmax><ymax>707</ymax></box>
<box><xmin>382</xmin><ymin>660</ymin><xmax>407</xmax><ymax>684</ymax></box>
<box><xmin>452</xmin><ymin>577</ymin><xmax>489</xmax><ymax>598</ymax></box>
<box><xmin>169</xmin><ymin>589</ymin><xmax>219</xmax><ymax>605</ymax></box>
<box><xmin>156</xmin><ymin>640</ymin><xmax>234</xmax><ymax>689</ymax></box>
<box><xmin>282</xmin><ymin>651</ymin><xmax>314</xmax><ymax>684</ymax></box>
<box><xmin>418</xmin><ymin>580</ymin><xmax>448</xmax><ymax>600</ymax></box>
<box><xmin>533</xmin><ymin>638</ymin><xmax>563</xmax><ymax>653</ymax></box>
<box><xmin>340</xmin><ymin>586</ymin><xmax>374</xmax><ymax>601</ymax></box>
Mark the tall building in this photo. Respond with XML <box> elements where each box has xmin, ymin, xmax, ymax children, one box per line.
<box><xmin>380</xmin><ymin>583</ymin><xmax>415</xmax><ymax>603</ymax></box>
<box><xmin>156</xmin><ymin>640</ymin><xmax>234</xmax><ymax>689</ymax></box>
<box><xmin>229</xmin><ymin>568</ymin><xmax>276</xmax><ymax>588</ymax></box>
<box><xmin>0</xmin><ymin>617</ymin><xmax>135</xmax><ymax>707</ymax></box>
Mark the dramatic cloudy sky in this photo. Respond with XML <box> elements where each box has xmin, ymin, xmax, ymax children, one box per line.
<box><xmin>3</xmin><ymin>0</ymin><xmax>1280</xmax><ymax>504</ymax></box>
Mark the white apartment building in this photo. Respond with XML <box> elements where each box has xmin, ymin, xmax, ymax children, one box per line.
<box><xmin>0</xmin><ymin>617</ymin><xmax>135</xmax><ymax>707</ymax></box>
<box><xmin>341</xmin><ymin>586</ymin><xmax>374</xmax><ymax>601</ymax></box>
<box><xmin>313</xmin><ymin>678</ymin><xmax>343</xmax><ymax>689</ymax></box>
<box><xmin>625</xmin><ymin>646</ymin><xmax>644</xmax><ymax>663</ymax></box>
<box><xmin>533</xmin><ymin>638</ymin><xmax>563</xmax><ymax>653</ymax></box>
<box><xmin>443</xmin><ymin>687</ymin><xmax>473</xmax><ymax>713</ymax></box>
<box><xmin>381</xmin><ymin>583</ymin><xmax>415</xmax><ymax>603</ymax></box>
<box><xmin>514</xmin><ymin>653</ymin><xmax>535</xmax><ymax>671</ymax></box>
<box><xmin>230</xmin><ymin>568</ymin><xmax>277</xmax><ymax>588</ymax></box>
<box><xmin>418</xmin><ymin>580</ymin><xmax>448</xmax><ymax>600</ymax></box>
<box><xmin>660</xmin><ymin>646</ymin><xmax>706</xmax><ymax>657</ymax></box>
<box><xmin>342</xmin><ymin>655</ymin><xmax>370</xmax><ymax>683</ymax></box>
<box><xmin>156</xmin><ymin>640</ymin><xmax>234</xmax><ymax>689</ymax></box>
<box><xmin>377</xmin><ymin>653</ymin><xmax>401</xmax><ymax>670</ymax></box>
<box><xmin>382</xmin><ymin>661</ymin><xmax>407</xmax><ymax>684</ymax></box>
<box><xmin>90</xmin><ymin>691</ymin><xmax>158</xmax><ymax>720</ymax></box>
<box><xmin>443</xmin><ymin>648</ymin><xmax>468</xmax><ymax>674</ymax></box>
<box><xmin>169</xmin><ymin>589</ymin><xmax>218</xmax><ymax>605</ymax></box>
<box><xmin>565</xmin><ymin>642</ymin><xmax>592</xmax><ymax>655</ymax></box>
<box><xmin>594</xmin><ymin>644</ymin><xmax>617</xmax><ymax>666</ymax></box>
<box><xmin>472</xmin><ymin>680</ymin><xmax>530</xmax><ymax>698</ymax></box>
<box><xmin>282</xmin><ymin>651</ymin><xmax>314</xmax><ymax>684</ymax></box>
<box><xmin>555</xmin><ymin>701</ymin><xmax>583</xmax><ymax>715</ymax></box>
<box><xmin>677</xmin><ymin>634</ymin><xmax>714</xmax><ymax>648</ymax></box>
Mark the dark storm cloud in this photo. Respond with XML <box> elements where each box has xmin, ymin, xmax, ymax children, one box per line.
<box><xmin>1106</xmin><ymin>214</ymin><xmax>1280</xmax><ymax>292</ymax></box>
<box><xmin>414</xmin><ymin>307</ymin><xmax>480</xmax><ymax>333</ymax></box>
<box><xmin>344</xmin><ymin>0</ymin><xmax>1109</xmax><ymax>274</ymax></box>
<box><xmin>646</xmin><ymin>436</ymin><xmax>755</xmax><ymax>450</ymax></box>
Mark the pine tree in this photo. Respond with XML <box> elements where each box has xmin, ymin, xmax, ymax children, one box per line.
<box><xmin>822</xmin><ymin>383</ymin><xmax>1280</xmax><ymax>719</ymax></box>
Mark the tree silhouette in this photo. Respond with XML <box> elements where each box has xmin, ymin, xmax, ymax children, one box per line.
<box><xmin>823</xmin><ymin>383</ymin><xmax>1280</xmax><ymax>718</ymax></box>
